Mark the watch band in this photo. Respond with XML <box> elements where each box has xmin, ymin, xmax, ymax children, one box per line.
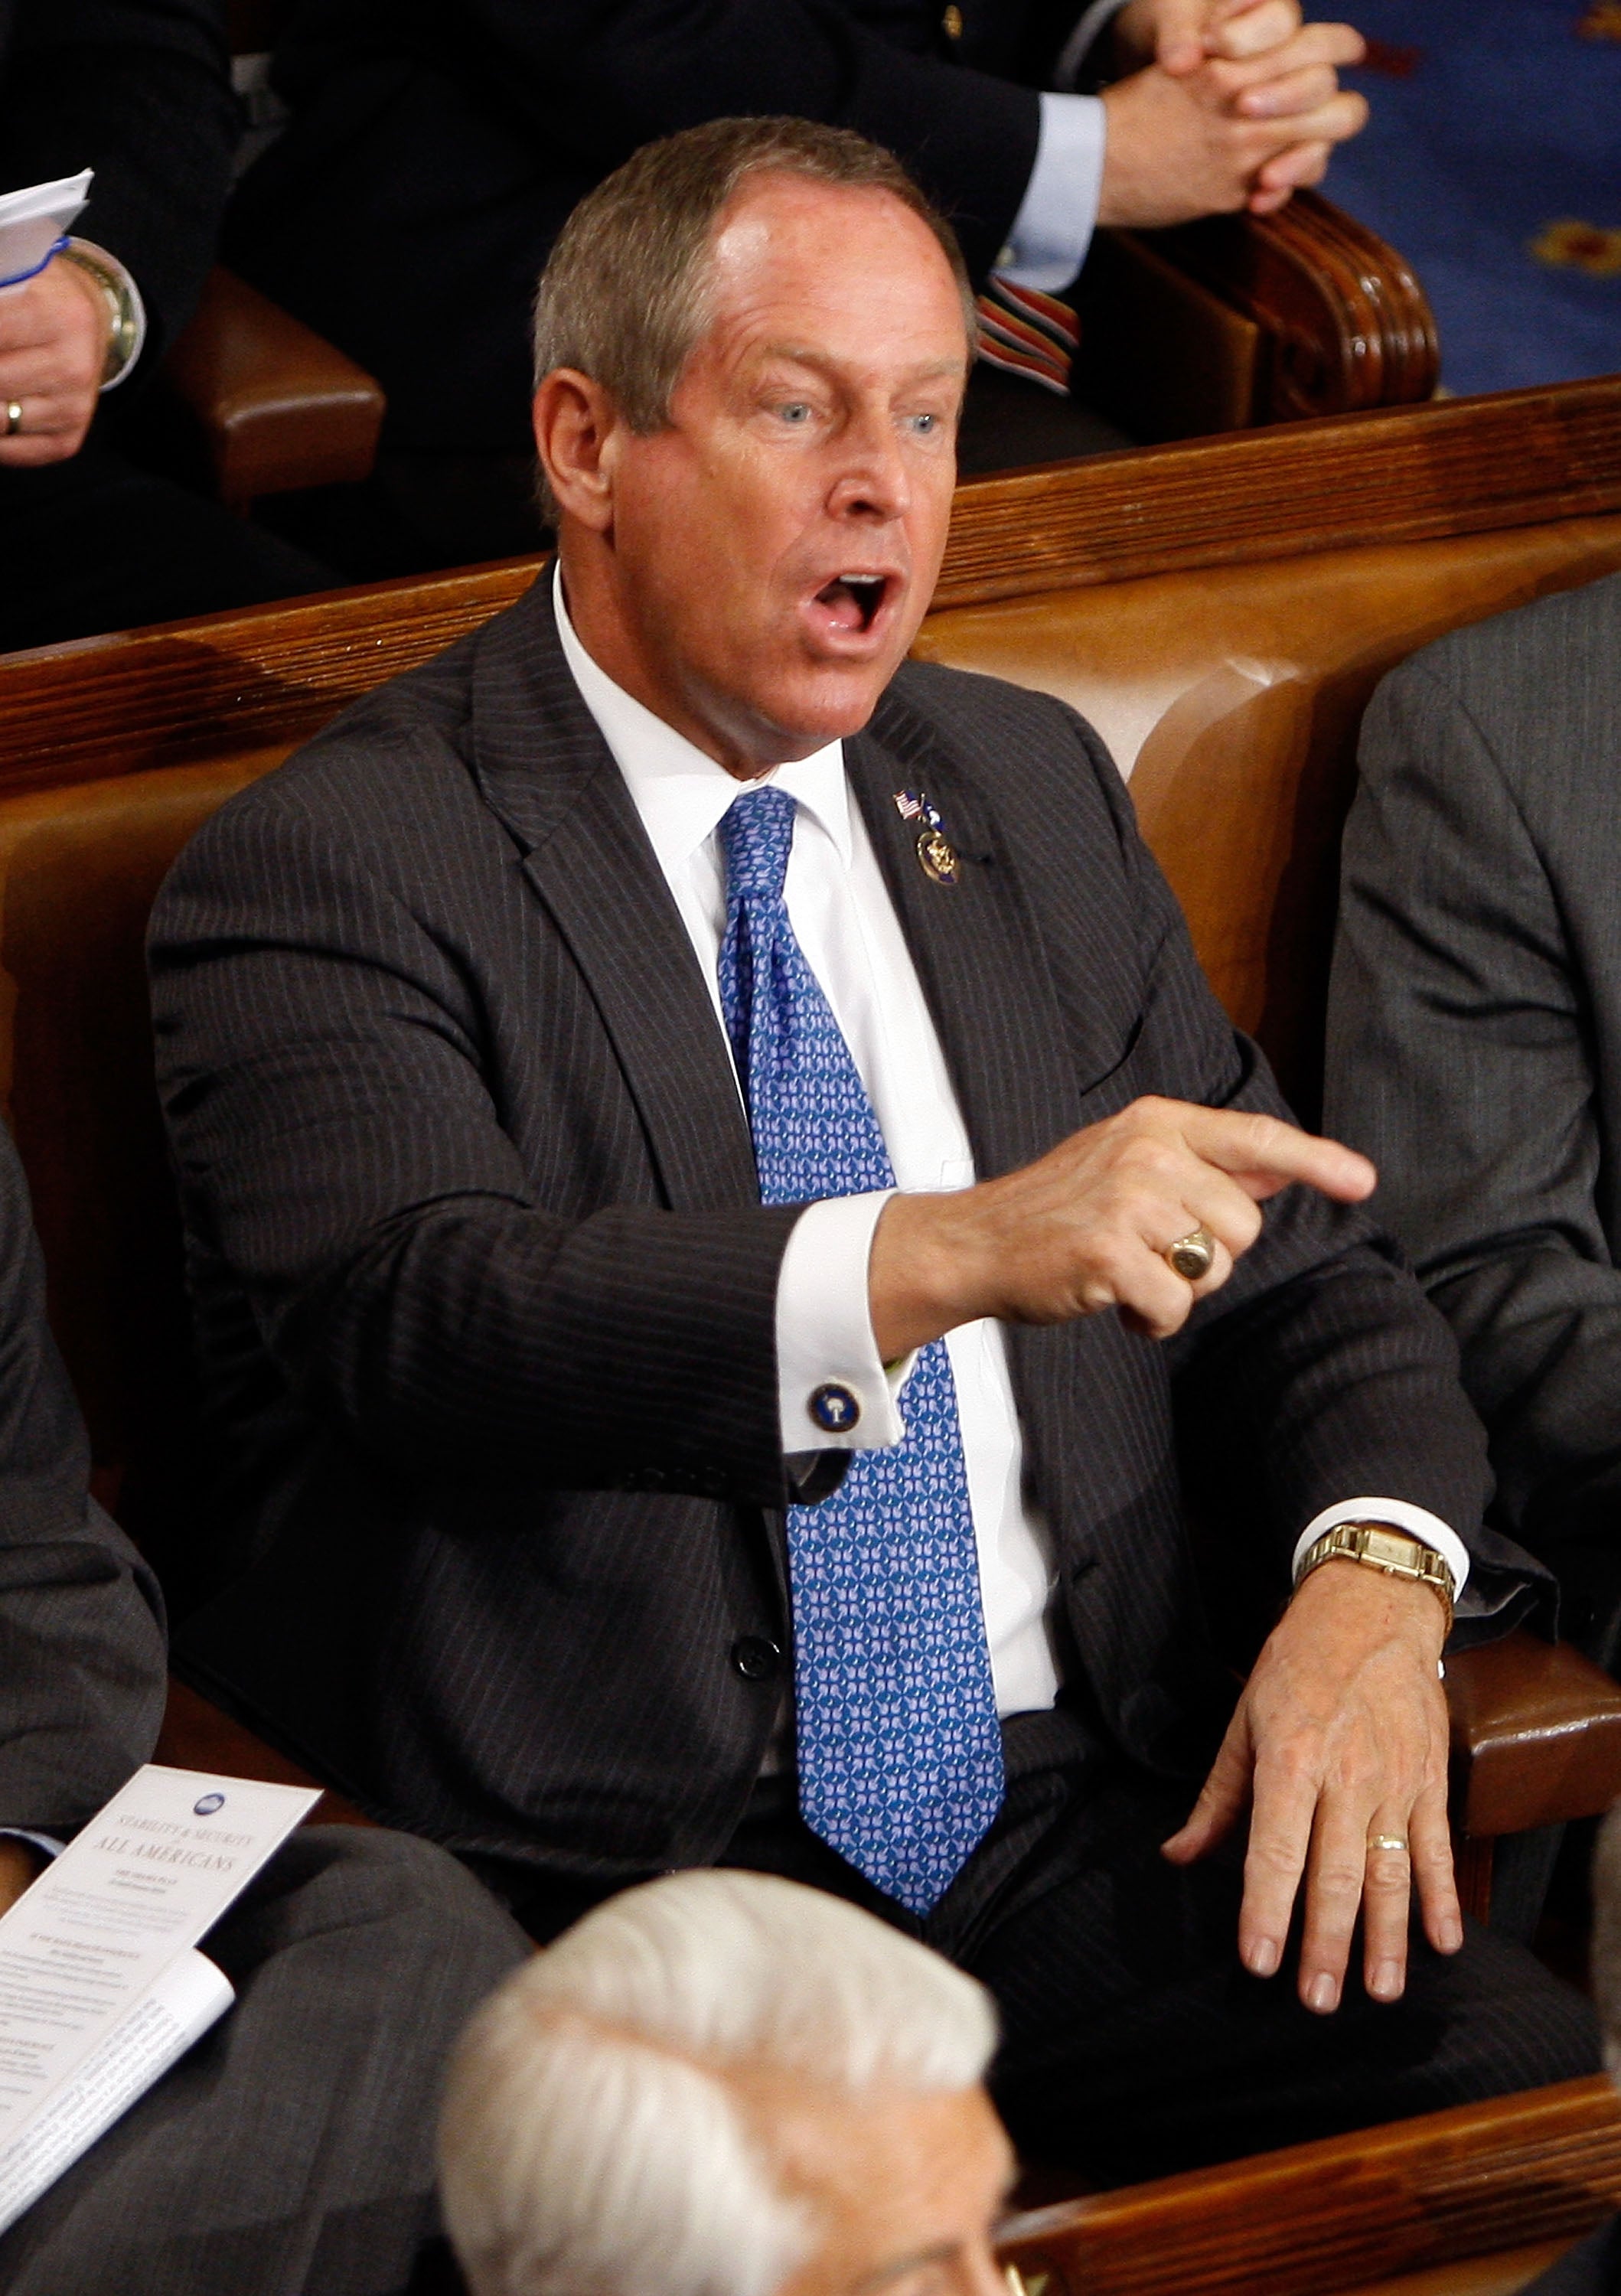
<box><xmin>57</xmin><ymin>240</ymin><xmax>144</xmax><ymax>390</ymax></box>
<box><xmin>1295</xmin><ymin>1519</ymin><xmax>1455</xmax><ymax>1636</ymax></box>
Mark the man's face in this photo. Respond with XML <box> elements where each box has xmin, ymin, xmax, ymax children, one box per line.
<box><xmin>740</xmin><ymin>2074</ymin><xmax>1015</xmax><ymax>2296</ymax></box>
<box><xmin>548</xmin><ymin>173</ymin><xmax>970</xmax><ymax>775</ymax></box>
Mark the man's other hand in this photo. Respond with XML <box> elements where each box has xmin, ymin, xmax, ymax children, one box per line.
<box><xmin>0</xmin><ymin>256</ymin><xmax>112</xmax><ymax>468</ymax></box>
<box><xmin>868</xmin><ymin>1097</ymin><xmax>1374</xmax><ymax>1360</ymax></box>
<box><xmin>0</xmin><ymin>1838</ymin><xmax>46</xmax><ymax>1914</ymax></box>
<box><xmin>1113</xmin><ymin>0</ymin><xmax>1306</xmax><ymax>76</ymax></box>
<box><xmin>1163</xmin><ymin>1558</ymin><xmax>1460</xmax><ymax>2011</ymax></box>
<box><xmin>1098</xmin><ymin>4</ymin><xmax>1368</xmax><ymax>229</ymax></box>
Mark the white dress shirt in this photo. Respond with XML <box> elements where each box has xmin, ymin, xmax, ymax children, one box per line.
<box><xmin>553</xmin><ymin>569</ymin><xmax>1470</xmax><ymax>1720</ymax></box>
<box><xmin>1000</xmin><ymin>93</ymin><xmax>1109</xmax><ymax>294</ymax></box>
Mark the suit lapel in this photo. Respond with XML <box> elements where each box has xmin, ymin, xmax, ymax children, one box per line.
<box><xmin>845</xmin><ymin>709</ymin><xmax>1085</xmax><ymax>1178</ymax></box>
<box><xmin>467</xmin><ymin>579</ymin><xmax>758</xmax><ymax>1215</ymax></box>
<box><xmin>464</xmin><ymin>591</ymin><xmax>1104</xmax><ymax>1209</ymax></box>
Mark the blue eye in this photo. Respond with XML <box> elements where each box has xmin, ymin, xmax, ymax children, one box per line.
<box><xmin>779</xmin><ymin>401</ymin><xmax>813</xmax><ymax>424</ymax></box>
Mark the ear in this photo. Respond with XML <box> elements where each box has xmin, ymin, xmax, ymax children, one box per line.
<box><xmin>533</xmin><ymin>368</ymin><xmax>623</xmax><ymax>533</ymax></box>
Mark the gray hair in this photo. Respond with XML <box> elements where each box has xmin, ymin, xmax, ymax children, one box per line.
<box><xmin>439</xmin><ymin>1868</ymin><xmax>999</xmax><ymax>2296</ymax></box>
<box><xmin>530</xmin><ymin>116</ymin><xmax>977</xmax><ymax>519</ymax></box>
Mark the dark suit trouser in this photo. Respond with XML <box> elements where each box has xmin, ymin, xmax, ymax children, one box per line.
<box><xmin>0</xmin><ymin>451</ymin><xmax>333</xmax><ymax>657</ymax></box>
<box><xmin>716</xmin><ymin>1710</ymin><xmax>1601</xmax><ymax>2183</ymax></box>
<box><xmin>0</xmin><ymin>1827</ymin><xmax>530</xmax><ymax>2296</ymax></box>
<box><xmin>1520</xmin><ymin>2219</ymin><xmax>1621</xmax><ymax>2295</ymax></box>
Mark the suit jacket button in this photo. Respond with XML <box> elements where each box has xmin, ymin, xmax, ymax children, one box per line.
<box><xmin>809</xmin><ymin>1382</ymin><xmax>860</xmax><ymax>1434</ymax></box>
<box><xmin>732</xmin><ymin>1636</ymin><xmax>782</xmax><ymax>1681</ymax></box>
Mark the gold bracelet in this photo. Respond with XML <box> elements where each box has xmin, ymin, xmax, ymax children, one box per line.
<box><xmin>57</xmin><ymin>240</ymin><xmax>140</xmax><ymax>387</ymax></box>
<box><xmin>1295</xmin><ymin>1520</ymin><xmax>1455</xmax><ymax>1638</ymax></box>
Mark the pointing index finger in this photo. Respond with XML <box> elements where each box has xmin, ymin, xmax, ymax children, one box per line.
<box><xmin>1177</xmin><ymin>1106</ymin><xmax>1376</xmax><ymax>1204</ymax></box>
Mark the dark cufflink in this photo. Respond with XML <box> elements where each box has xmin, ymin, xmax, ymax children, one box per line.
<box><xmin>809</xmin><ymin>1382</ymin><xmax>861</xmax><ymax>1434</ymax></box>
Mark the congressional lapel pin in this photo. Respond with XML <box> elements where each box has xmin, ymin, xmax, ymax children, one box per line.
<box><xmin>893</xmin><ymin>789</ymin><xmax>961</xmax><ymax>887</ymax></box>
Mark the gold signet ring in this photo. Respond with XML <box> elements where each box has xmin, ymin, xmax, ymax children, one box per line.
<box><xmin>1166</xmin><ymin>1225</ymin><xmax>1215</xmax><ymax>1282</ymax></box>
<box><xmin>1367</xmin><ymin>1835</ymin><xmax>1409</xmax><ymax>1855</ymax></box>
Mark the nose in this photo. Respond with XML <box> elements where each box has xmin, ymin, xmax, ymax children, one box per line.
<box><xmin>964</xmin><ymin>2239</ymin><xmax>1013</xmax><ymax>2296</ymax></box>
<box><xmin>827</xmin><ymin>401</ymin><xmax>912</xmax><ymax>524</ymax></box>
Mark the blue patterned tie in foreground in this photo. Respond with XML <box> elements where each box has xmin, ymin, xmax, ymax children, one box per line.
<box><xmin>717</xmin><ymin>785</ymin><xmax>1005</xmax><ymax>1915</ymax></box>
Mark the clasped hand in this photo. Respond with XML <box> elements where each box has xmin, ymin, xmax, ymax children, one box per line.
<box><xmin>1100</xmin><ymin>0</ymin><xmax>1369</xmax><ymax>228</ymax></box>
<box><xmin>869</xmin><ymin>1094</ymin><xmax>1458</xmax><ymax>2009</ymax></box>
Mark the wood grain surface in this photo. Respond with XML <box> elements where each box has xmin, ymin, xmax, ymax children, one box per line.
<box><xmin>2</xmin><ymin>375</ymin><xmax>1617</xmax><ymax>797</ymax></box>
<box><xmin>997</xmin><ymin>2079</ymin><xmax>1621</xmax><ymax>2296</ymax></box>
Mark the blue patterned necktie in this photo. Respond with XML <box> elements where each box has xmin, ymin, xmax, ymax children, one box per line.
<box><xmin>716</xmin><ymin>784</ymin><xmax>1005</xmax><ymax>1916</ymax></box>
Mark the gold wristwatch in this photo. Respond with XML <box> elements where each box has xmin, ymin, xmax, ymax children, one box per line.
<box><xmin>1295</xmin><ymin>1520</ymin><xmax>1456</xmax><ymax>1637</ymax></box>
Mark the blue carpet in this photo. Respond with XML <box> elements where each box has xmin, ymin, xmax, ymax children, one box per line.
<box><xmin>1319</xmin><ymin>0</ymin><xmax>1621</xmax><ymax>394</ymax></box>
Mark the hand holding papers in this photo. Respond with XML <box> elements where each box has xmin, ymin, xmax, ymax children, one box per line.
<box><xmin>0</xmin><ymin>1763</ymin><xmax>319</xmax><ymax>2233</ymax></box>
<box><xmin>0</xmin><ymin>172</ymin><xmax>90</xmax><ymax>292</ymax></box>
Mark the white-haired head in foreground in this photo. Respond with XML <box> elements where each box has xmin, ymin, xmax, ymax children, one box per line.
<box><xmin>439</xmin><ymin>1867</ymin><xmax>1004</xmax><ymax>2296</ymax></box>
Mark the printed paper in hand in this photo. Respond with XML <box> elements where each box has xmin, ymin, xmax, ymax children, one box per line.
<box><xmin>0</xmin><ymin>1763</ymin><xmax>320</xmax><ymax>2232</ymax></box>
<box><xmin>0</xmin><ymin>171</ymin><xmax>92</xmax><ymax>289</ymax></box>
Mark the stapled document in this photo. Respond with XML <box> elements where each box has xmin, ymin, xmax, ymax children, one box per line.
<box><xmin>0</xmin><ymin>171</ymin><xmax>92</xmax><ymax>289</ymax></box>
<box><xmin>0</xmin><ymin>1764</ymin><xmax>320</xmax><ymax>2232</ymax></box>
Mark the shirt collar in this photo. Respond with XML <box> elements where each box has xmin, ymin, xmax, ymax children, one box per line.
<box><xmin>552</xmin><ymin>561</ymin><xmax>853</xmax><ymax>873</ymax></box>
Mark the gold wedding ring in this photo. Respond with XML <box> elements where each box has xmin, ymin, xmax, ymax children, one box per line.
<box><xmin>1166</xmin><ymin>1225</ymin><xmax>1216</xmax><ymax>1282</ymax></box>
<box><xmin>4</xmin><ymin>402</ymin><xmax>21</xmax><ymax>437</ymax></box>
<box><xmin>1367</xmin><ymin>1835</ymin><xmax>1409</xmax><ymax>1855</ymax></box>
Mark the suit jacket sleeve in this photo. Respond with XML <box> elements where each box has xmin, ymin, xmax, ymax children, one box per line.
<box><xmin>390</xmin><ymin>0</ymin><xmax>1039</xmax><ymax>288</ymax></box>
<box><xmin>149</xmin><ymin>769</ymin><xmax>804</xmax><ymax>1509</ymax></box>
<box><xmin>1324</xmin><ymin>654</ymin><xmax>1621</xmax><ymax>1563</ymax></box>
<box><xmin>1066</xmin><ymin>707</ymin><xmax>1536</xmax><ymax>1630</ymax></box>
<box><xmin>2</xmin><ymin>0</ymin><xmax>238</xmax><ymax>363</ymax></box>
<box><xmin>0</xmin><ymin>1126</ymin><xmax>167</xmax><ymax>1835</ymax></box>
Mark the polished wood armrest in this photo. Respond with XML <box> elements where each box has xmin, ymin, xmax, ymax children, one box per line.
<box><xmin>1079</xmin><ymin>188</ymin><xmax>1438</xmax><ymax>442</ymax></box>
<box><xmin>1447</xmin><ymin>1630</ymin><xmax>1621</xmax><ymax>1839</ymax></box>
<box><xmin>155</xmin><ymin>1675</ymin><xmax>375</xmax><ymax>1827</ymax></box>
<box><xmin>161</xmin><ymin>266</ymin><xmax>386</xmax><ymax>513</ymax></box>
<box><xmin>998</xmin><ymin>2077</ymin><xmax>1621</xmax><ymax>2296</ymax></box>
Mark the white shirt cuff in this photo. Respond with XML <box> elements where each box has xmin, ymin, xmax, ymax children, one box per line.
<box><xmin>997</xmin><ymin>92</ymin><xmax>1106</xmax><ymax>293</ymax></box>
<box><xmin>1291</xmin><ymin>1499</ymin><xmax>1472</xmax><ymax>1602</ymax></box>
<box><xmin>777</xmin><ymin>1192</ymin><xmax>912</xmax><ymax>1454</ymax></box>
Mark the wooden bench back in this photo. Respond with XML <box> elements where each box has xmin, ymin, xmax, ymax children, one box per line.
<box><xmin>917</xmin><ymin>510</ymin><xmax>1621</xmax><ymax>1116</ymax></box>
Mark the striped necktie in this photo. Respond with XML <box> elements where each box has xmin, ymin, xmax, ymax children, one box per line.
<box><xmin>976</xmin><ymin>275</ymin><xmax>1080</xmax><ymax>395</ymax></box>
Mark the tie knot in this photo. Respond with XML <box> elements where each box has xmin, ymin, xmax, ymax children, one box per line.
<box><xmin>719</xmin><ymin>784</ymin><xmax>797</xmax><ymax>907</ymax></box>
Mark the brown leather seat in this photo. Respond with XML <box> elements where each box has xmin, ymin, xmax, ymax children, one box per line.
<box><xmin>2</xmin><ymin>381</ymin><xmax>1621</xmax><ymax>1857</ymax></box>
<box><xmin>161</xmin><ymin>266</ymin><xmax>386</xmax><ymax>514</ymax></box>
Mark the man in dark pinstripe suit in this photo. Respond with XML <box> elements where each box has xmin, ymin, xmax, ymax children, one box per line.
<box><xmin>0</xmin><ymin>1122</ymin><xmax>529</xmax><ymax>2296</ymax></box>
<box><xmin>150</xmin><ymin>119</ymin><xmax>1598</xmax><ymax>2180</ymax></box>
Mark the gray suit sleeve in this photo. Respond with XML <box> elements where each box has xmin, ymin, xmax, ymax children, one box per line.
<box><xmin>1324</xmin><ymin>658</ymin><xmax>1621</xmax><ymax>1555</ymax></box>
<box><xmin>0</xmin><ymin>1128</ymin><xmax>166</xmax><ymax>1835</ymax></box>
